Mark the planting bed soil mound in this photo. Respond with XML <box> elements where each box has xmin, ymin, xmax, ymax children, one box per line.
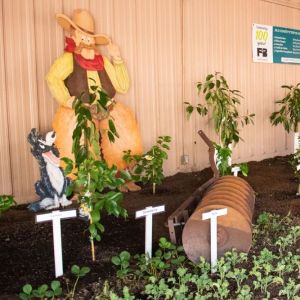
<box><xmin>0</xmin><ymin>155</ymin><xmax>300</xmax><ymax>299</ymax></box>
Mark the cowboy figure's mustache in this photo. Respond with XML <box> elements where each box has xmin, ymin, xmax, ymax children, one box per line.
<box><xmin>74</xmin><ymin>42</ymin><xmax>99</xmax><ymax>55</ymax></box>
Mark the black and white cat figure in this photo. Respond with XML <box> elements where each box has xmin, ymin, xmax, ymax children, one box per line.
<box><xmin>27</xmin><ymin>128</ymin><xmax>72</xmax><ymax>212</ymax></box>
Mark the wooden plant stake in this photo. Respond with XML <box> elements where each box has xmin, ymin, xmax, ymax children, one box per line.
<box><xmin>136</xmin><ymin>205</ymin><xmax>165</xmax><ymax>260</ymax></box>
<box><xmin>36</xmin><ymin>209</ymin><xmax>77</xmax><ymax>277</ymax></box>
<box><xmin>202</xmin><ymin>208</ymin><xmax>228</xmax><ymax>273</ymax></box>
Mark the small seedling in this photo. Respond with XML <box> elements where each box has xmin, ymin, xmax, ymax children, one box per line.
<box><xmin>0</xmin><ymin>195</ymin><xmax>16</xmax><ymax>216</ymax></box>
<box><xmin>19</xmin><ymin>281</ymin><xmax>62</xmax><ymax>300</ymax></box>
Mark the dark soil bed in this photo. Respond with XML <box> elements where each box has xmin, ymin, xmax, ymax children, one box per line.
<box><xmin>0</xmin><ymin>155</ymin><xmax>299</xmax><ymax>299</ymax></box>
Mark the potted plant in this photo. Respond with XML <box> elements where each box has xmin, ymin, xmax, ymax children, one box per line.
<box><xmin>185</xmin><ymin>72</ymin><xmax>254</xmax><ymax>174</ymax></box>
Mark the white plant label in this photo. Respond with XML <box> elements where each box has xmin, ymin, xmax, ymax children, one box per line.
<box><xmin>136</xmin><ymin>205</ymin><xmax>165</xmax><ymax>259</ymax></box>
<box><xmin>202</xmin><ymin>208</ymin><xmax>228</xmax><ymax>273</ymax></box>
<box><xmin>231</xmin><ymin>166</ymin><xmax>241</xmax><ymax>176</ymax></box>
<box><xmin>36</xmin><ymin>209</ymin><xmax>77</xmax><ymax>277</ymax></box>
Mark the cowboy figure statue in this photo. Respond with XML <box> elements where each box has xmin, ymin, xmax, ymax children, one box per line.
<box><xmin>46</xmin><ymin>9</ymin><xmax>143</xmax><ymax>192</ymax></box>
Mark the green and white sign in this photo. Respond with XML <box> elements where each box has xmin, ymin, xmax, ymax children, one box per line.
<box><xmin>252</xmin><ymin>23</ymin><xmax>300</xmax><ymax>64</ymax></box>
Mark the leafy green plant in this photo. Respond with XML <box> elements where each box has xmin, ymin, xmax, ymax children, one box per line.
<box><xmin>270</xmin><ymin>83</ymin><xmax>300</xmax><ymax>133</ymax></box>
<box><xmin>96</xmin><ymin>281</ymin><xmax>135</xmax><ymax>300</ymax></box>
<box><xmin>62</xmin><ymin>89</ymin><xmax>128</xmax><ymax>261</ymax></box>
<box><xmin>19</xmin><ymin>281</ymin><xmax>62</xmax><ymax>299</ymax></box>
<box><xmin>279</xmin><ymin>278</ymin><xmax>300</xmax><ymax>300</ymax></box>
<box><xmin>185</xmin><ymin>72</ymin><xmax>254</xmax><ymax>147</ymax></box>
<box><xmin>70</xmin><ymin>88</ymin><xmax>118</xmax><ymax>167</ymax></box>
<box><xmin>63</xmin><ymin>157</ymin><xmax>127</xmax><ymax>261</ymax></box>
<box><xmin>69</xmin><ymin>265</ymin><xmax>90</xmax><ymax>298</ymax></box>
<box><xmin>56</xmin><ymin>213</ymin><xmax>300</xmax><ymax>299</ymax></box>
<box><xmin>111</xmin><ymin>251</ymin><xmax>131</xmax><ymax>278</ymax></box>
<box><xmin>0</xmin><ymin>195</ymin><xmax>16</xmax><ymax>216</ymax></box>
<box><xmin>123</xmin><ymin>136</ymin><xmax>171</xmax><ymax>194</ymax></box>
<box><xmin>214</xmin><ymin>144</ymin><xmax>249</xmax><ymax>176</ymax></box>
<box><xmin>270</xmin><ymin>84</ymin><xmax>300</xmax><ymax>191</ymax></box>
<box><xmin>19</xmin><ymin>265</ymin><xmax>89</xmax><ymax>300</ymax></box>
<box><xmin>227</xmin><ymin>268</ymin><xmax>247</xmax><ymax>293</ymax></box>
<box><xmin>236</xmin><ymin>285</ymin><xmax>253</xmax><ymax>300</ymax></box>
<box><xmin>212</xmin><ymin>279</ymin><xmax>230</xmax><ymax>300</ymax></box>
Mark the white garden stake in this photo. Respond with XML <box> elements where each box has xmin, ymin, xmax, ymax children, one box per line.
<box><xmin>136</xmin><ymin>205</ymin><xmax>165</xmax><ymax>260</ymax></box>
<box><xmin>202</xmin><ymin>208</ymin><xmax>228</xmax><ymax>273</ymax></box>
<box><xmin>231</xmin><ymin>166</ymin><xmax>240</xmax><ymax>176</ymax></box>
<box><xmin>36</xmin><ymin>209</ymin><xmax>77</xmax><ymax>277</ymax></box>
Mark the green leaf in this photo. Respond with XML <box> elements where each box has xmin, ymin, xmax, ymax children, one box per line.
<box><xmin>108</xmin><ymin>131</ymin><xmax>115</xmax><ymax>143</ymax></box>
<box><xmin>51</xmin><ymin>280</ymin><xmax>61</xmax><ymax>291</ymax></box>
<box><xmin>71</xmin><ymin>264</ymin><xmax>80</xmax><ymax>275</ymax></box>
<box><xmin>45</xmin><ymin>290</ymin><xmax>54</xmax><ymax>298</ymax></box>
<box><xmin>205</xmin><ymin>92</ymin><xmax>211</xmax><ymax>100</ymax></box>
<box><xmin>108</xmin><ymin>119</ymin><xmax>119</xmax><ymax>138</ymax></box>
<box><xmin>111</xmin><ymin>256</ymin><xmax>121</xmax><ymax>266</ymax></box>
<box><xmin>19</xmin><ymin>293</ymin><xmax>29</xmax><ymax>300</ymax></box>
<box><xmin>38</xmin><ymin>284</ymin><xmax>48</xmax><ymax>294</ymax></box>
<box><xmin>206</xmin><ymin>74</ymin><xmax>214</xmax><ymax>81</ymax></box>
<box><xmin>120</xmin><ymin>251</ymin><xmax>131</xmax><ymax>261</ymax></box>
<box><xmin>79</xmin><ymin>266</ymin><xmax>91</xmax><ymax>277</ymax></box>
<box><xmin>119</xmin><ymin>169</ymin><xmax>132</xmax><ymax>181</ymax></box>
<box><xmin>22</xmin><ymin>284</ymin><xmax>32</xmax><ymax>295</ymax></box>
<box><xmin>96</xmin><ymin>222</ymin><xmax>105</xmax><ymax>232</ymax></box>
<box><xmin>89</xmin><ymin>223</ymin><xmax>97</xmax><ymax>237</ymax></box>
<box><xmin>91</xmin><ymin>210</ymin><xmax>100</xmax><ymax>223</ymax></box>
<box><xmin>185</xmin><ymin>104</ymin><xmax>194</xmax><ymax>116</ymax></box>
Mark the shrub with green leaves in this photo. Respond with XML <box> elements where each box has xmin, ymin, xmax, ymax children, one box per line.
<box><xmin>123</xmin><ymin>136</ymin><xmax>171</xmax><ymax>194</ymax></box>
<box><xmin>270</xmin><ymin>83</ymin><xmax>300</xmax><ymax>133</ymax></box>
<box><xmin>185</xmin><ymin>72</ymin><xmax>254</xmax><ymax>147</ymax></box>
<box><xmin>270</xmin><ymin>84</ymin><xmax>300</xmax><ymax>191</ymax></box>
<box><xmin>0</xmin><ymin>195</ymin><xmax>16</xmax><ymax>216</ymax></box>
<box><xmin>62</xmin><ymin>88</ymin><xmax>128</xmax><ymax>261</ymax></box>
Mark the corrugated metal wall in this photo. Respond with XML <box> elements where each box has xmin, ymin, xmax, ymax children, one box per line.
<box><xmin>0</xmin><ymin>0</ymin><xmax>299</xmax><ymax>204</ymax></box>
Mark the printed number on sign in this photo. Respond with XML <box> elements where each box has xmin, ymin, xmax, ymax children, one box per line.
<box><xmin>256</xmin><ymin>30</ymin><xmax>268</xmax><ymax>42</ymax></box>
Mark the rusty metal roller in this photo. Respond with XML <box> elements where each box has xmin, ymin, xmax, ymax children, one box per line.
<box><xmin>182</xmin><ymin>175</ymin><xmax>255</xmax><ymax>263</ymax></box>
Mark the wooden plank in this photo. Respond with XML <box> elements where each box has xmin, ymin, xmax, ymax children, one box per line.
<box><xmin>3</xmin><ymin>0</ymin><xmax>39</xmax><ymax>203</ymax></box>
<box><xmin>34</xmin><ymin>0</ymin><xmax>63</xmax><ymax>134</ymax></box>
<box><xmin>0</xmin><ymin>0</ymin><xmax>12</xmax><ymax>195</ymax></box>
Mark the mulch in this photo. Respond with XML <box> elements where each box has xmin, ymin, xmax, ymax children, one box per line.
<box><xmin>0</xmin><ymin>155</ymin><xmax>299</xmax><ymax>299</ymax></box>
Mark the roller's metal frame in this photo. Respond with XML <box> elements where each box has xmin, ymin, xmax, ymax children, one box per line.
<box><xmin>167</xmin><ymin>130</ymin><xmax>219</xmax><ymax>244</ymax></box>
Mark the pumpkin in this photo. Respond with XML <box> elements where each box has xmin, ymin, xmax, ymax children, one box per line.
<box><xmin>52</xmin><ymin>101</ymin><xmax>143</xmax><ymax>177</ymax></box>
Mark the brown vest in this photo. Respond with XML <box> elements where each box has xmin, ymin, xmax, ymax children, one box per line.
<box><xmin>64</xmin><ymin>55</ymin><xmax>116</xmax><ymax>103</ymax></box>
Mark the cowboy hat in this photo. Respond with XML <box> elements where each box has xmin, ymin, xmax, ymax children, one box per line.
<box><xmin>56</xmin><ymin>9</ymin><xmax>110</xmax><ymax>45</ymax></box>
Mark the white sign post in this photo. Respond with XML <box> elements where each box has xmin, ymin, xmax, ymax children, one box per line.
<box><xmin>36</xmin><ymin>209</ymin><xmax>77</xmax><ymax>277</ymax></box>
<box><xmin>202</xmin><ymin>208</ymin><xmax>228</xmax><ymax>273</ymax></box>
<box><xmin>231</xmin><ymin>166</ymin><xmax>241</xmax><ymax>177</ymax></box>
<box><xmin>135</xmin><ymin>205</ymin><xmax>165</xmax><ymax>260</ymax></box>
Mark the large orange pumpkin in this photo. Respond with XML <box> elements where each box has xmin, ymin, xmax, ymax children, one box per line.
<box><xmin>52</xmin><ymin>101</ymin><xmax>143</xmax><ymax>176</ymax></box>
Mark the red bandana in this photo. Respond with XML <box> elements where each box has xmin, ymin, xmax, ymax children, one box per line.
<box><xmin>64</xmin><ymin>37</ymin><xmax>104</xmax><ymax>71</ymax></box>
